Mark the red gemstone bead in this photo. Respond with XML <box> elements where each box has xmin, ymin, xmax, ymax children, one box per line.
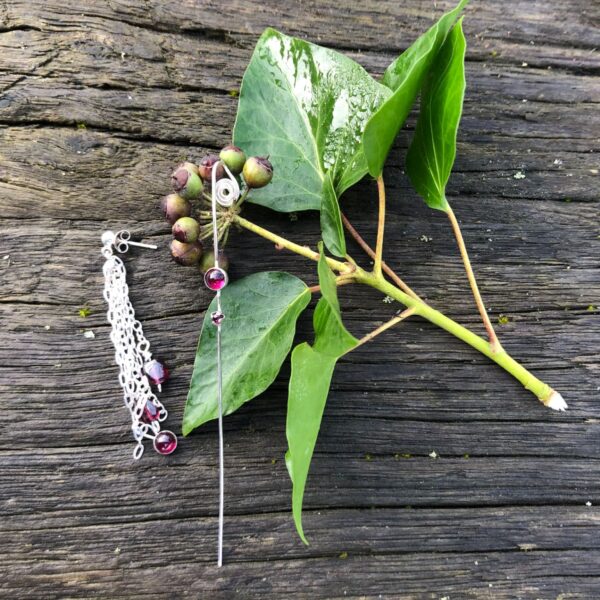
<box><xmin>153</xmin><ymin>430</ymin><xmax>177</xmax><ymax>455</ymax></box>
<box><xmin>211</xmin><ymin>310</ymin><xmax>225</xmax><ymax>326</ymax></box>
<box><xmin>144</xmin><ymin>360</ymin><xmax>169</xmax><ymax>387</ymax></box>
<box><xmin>141</xmin><ymin>400</ymin><xmax>160</xmax><ymax>423</ymax></box>
<box><xmin>204</xmin><ymin>267</ymin><xmax>228</xmax><ymax>291</ymax></box>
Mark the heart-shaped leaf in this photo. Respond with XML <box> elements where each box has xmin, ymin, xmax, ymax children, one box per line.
<box><xmin>233</xmin><ymin>28</ymin><xmax>391</xmax><ymax>255</ymax></box>
<box><xmin>285</xmin><ymin>246</ymin><xmax>357</xmax><ymax>543</ymax></box>
<box><xmin>406</xmin><ymin>20</ymin><xmax>467</xmax><ymax>211</ymax></box>
<box><xmin>182</xmin><ymin>271</ymin><xmax>311</xmax><ymax>435</ymax></box>
<box><xmin>362</xmin><ymin>0</ymin><xmax>468</xmax><ymax>177</ymax></box>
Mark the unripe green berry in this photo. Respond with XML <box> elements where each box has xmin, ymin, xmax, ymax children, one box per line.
<box><xmin>160</xmin><ymin>193</ymin><xmax>191</xmax><ymax>225</ymax></box>
<box><xmin>170</xmin><ymin>239</ymin><xmax>203</xmax><ymax>266</ymax></box>
<box><xmin>219</xmin><ymin>145</ymin><xmax>246</xmax><ymax>175</ymax></box>
<box><xmin>171</xmin><ymin>167</ymin><xmax>203</xmax><ymax>200</ymax></box>
<box><xmin>199</xmin><ymin>250</ymin><xmax>229</xmax><ymax>274</ymax></box>
<box><xmin>198</xmin><ymin>154</ymin><xmax>225</xmax><ymax>182</ymax></box>
<box><xmin>243</xmin><ymin>156</ymin><xmax>273</xmax><ymax>188</ymax></box>
<box><xmin>179</xmin><ymin>161</ymin><xmax>199</xmax><ymax>176</ymax></box>
<box><xmin>172</xmin><ymin>216</ymin><xmax>201</xmax><ymax>243</ymax></box>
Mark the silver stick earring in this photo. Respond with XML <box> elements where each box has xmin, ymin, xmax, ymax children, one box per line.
<box><xmin>101</xmin><ymin>229</ymin><xmax>177</xmax><ymax>460</ymax></box>
<box><xmin>204</xmin><ymin>160</ymin><xmax>239</xmax><ymax>567</ymax></box>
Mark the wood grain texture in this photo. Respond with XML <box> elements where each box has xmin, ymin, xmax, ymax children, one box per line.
<box><xmin>0</xmin><ymin>0</ymin><xmax>599</xmax><ymax>597</ymax></box>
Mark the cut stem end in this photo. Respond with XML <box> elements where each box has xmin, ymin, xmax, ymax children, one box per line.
<box><xmin>542</xmin><ymin>390</ymin><xmax>568</xmax><ymax>412</ymax></box>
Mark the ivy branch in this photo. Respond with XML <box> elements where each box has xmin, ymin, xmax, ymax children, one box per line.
<box><xmin>228</xmin><ymin>182</ymin><xmax>563</xmax><ymax>410</ymax></box>
<box><xmin>178</xmin><ymin>3</ymin><xmax>568</xmax><ymax>546</ymax></box>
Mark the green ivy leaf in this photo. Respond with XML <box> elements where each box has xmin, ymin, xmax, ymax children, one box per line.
<box><xmin>182</xmin><ymin>271</ymin><xmax>311</xmax><ymax>436</ymax></box>
<box><xmin>233</xmin><ymin>28</ymin><xmax>391</xmax><ymax>255</ymax></box>
<box><xmin>362</xmin><ymin>0</ymin><xmax>468</xmax><ymax>177</ymax></box>
<box><xmin>285</xmin><ymin>245</ymin><xmax>357</xmax><ymax>543</ymax></box>
<box><xmin>406</xmin><ymin>20</ymin><xmax>467</xmax><ymax>211</ymax></box>
<box><xmin>320</xmin><ymin>173</ymin><xmax>346</xmax><ymax>257</ymax></box>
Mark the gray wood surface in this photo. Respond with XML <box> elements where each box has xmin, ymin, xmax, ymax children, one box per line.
<box><xmin>1</xmin><ymin>0</ymin><xmax>599</xmax><ymax>598</ymax></box>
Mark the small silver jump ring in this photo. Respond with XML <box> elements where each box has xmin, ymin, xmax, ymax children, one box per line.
<box><xmin>133</xmin><ymin>444</ymin><xmax>144</xmax><ymax>460</ymax></box>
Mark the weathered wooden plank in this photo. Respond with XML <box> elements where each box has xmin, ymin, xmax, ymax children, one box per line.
<box><xmin>1</xmin><ymin>299</ymin><xmax>597</xmax><ymax>443</ymax></box>
<box><xmin>2</xmin><ymin>0</ymin><xmax>599</xmax><ymax>72</ymax></box>
<box><xmin>1</xmin><ymin>320</ymin><xmax>599</xmax><ymax>449</ymax></box>
<box><xmin>1</xmin><ymin>210</ymin><xmax>599</xmax><ymax>308</ymax></box>
<box><xmin>1</xmin><ymin>69</ymin><xmax>598</xmax><ymax>147</ymax></box>
<box><xmin>0</xmin><ymin>134</ymin><xmax>598</xmax><ymax>307</ymax></box>
<box><xmin>2</xmin><ymin>23</ymin><xmax>599</xmax><ymax>99</ymax></box>
<box><xmin>2</xmin><ymin>506</ymin><xmax>600</xmax><ymax>597</ymax></box>
<box><xmin>2</xmin><ymin>548</ymin><xmax>600</xmax><ymax>599</ymax></box>
<box><xmin>3</xmin><ymin>507</ymin><xmax>599</xmax><ymax>556</ymax></box>
<box><xmin>1</xmin><ymin>0</ymin><xmax>599</xmax><ymax>596</ymax></box>
<box><xmin>0</xmin><ymin>127</ymin><xmax>597</xmax><ymax>234</ymax></box>
<box><xmin>2</xmin><ymin>445</ymin><xmax>600</xmax><ymax>529</ymax></box>
<box><xmin>1</xmin><ymin>187</ymin><xmax>598</xmax><ymax>447</ymax></box>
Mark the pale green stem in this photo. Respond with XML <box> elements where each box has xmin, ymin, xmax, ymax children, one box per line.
<box><xmin>355</xmin><ymin>268</ymin><xmax>558</xmax><ymax>408</ymax></box>
<box><xmin>235</xmin><ymin>187</ymin><xmax>250</xmax><ymax>208</ymax></box>
<box><xmin>232</xmin><ymin>214</ymin><xmax>352</xmax><ymax>274</ymax></box>
<box><xmin>232</xmin><ymin>212</ymin><xmax>561</xmax><ymax>409</ymax></box>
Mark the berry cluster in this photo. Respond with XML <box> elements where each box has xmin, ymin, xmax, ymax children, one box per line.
<box><xmin>159</xmin><ymin>146</ymin><xmax>273</xmax><ymax>274</ymax></box>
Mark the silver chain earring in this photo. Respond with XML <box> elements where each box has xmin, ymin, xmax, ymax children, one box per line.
<box><xmin>101</xmin><ymin>230</ymin><xmax>177</xmax><ymax>460</ymax></box>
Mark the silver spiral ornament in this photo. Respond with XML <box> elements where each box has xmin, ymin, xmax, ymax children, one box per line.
<box><xmin>213</xmin><ymin>162</ymin><xmax>240</xmax><ymax>207</ymax></box>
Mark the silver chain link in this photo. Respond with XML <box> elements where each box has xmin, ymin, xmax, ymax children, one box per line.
<box><xmin>102</xmin><ymin>231</ymin><xmax>168</xmax><ymax>460</ymax></box>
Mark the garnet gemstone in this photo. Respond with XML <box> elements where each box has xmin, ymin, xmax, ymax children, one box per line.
<box><xmin>141</xmin><ymin>400</ymin><xmax>160</xmax><ymax>423</ymax></box>
<box><xmin>153</xmin><ymin>430</ymin><xmax>178</xmax><ymax>455</ymax></box>
<box><xmin>144</xmin><ymin>360</ymin><xmax>169</xmax><ymax>387</ymax></box>
<box><xmin>211</xmin><ymin>310</ymin><xmax>225</xmax><ymax>326</ymax></box>
<box><xmin>204</xmin><ymin>267</ymin><xmax>228</xmax><ymax>291</ymax></box>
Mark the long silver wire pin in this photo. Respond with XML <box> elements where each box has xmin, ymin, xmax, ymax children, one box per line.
<box><xmin>205</xmin><ymin>159</ymin><xmax>240</xmax><ymax>567</ymax></box>
<box><xmin>213</xmin><ymin>162</ymin><xmax>224</xmax><ymax>568</ymax></box>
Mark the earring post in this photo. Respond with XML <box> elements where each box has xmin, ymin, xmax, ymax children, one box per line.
<box><xmin>127</xmin><ymin>240</ymin><xmax>158</xmax><ymax>250</ymax></box>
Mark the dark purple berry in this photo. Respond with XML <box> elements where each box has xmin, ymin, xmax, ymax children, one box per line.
<box><xmin>198</xmin><ymin>154</ymin><xmax>225</xmax><ymax>183</ymax></box>
<box><xmin>170</xmin><ymin>239</ymin><xmax>202</xmax><ymax>266</ymax></box>
<box><xmin>160</xmin><ymin>193</ymin><xmax>191</xmax><ymax>225</ymax></box>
